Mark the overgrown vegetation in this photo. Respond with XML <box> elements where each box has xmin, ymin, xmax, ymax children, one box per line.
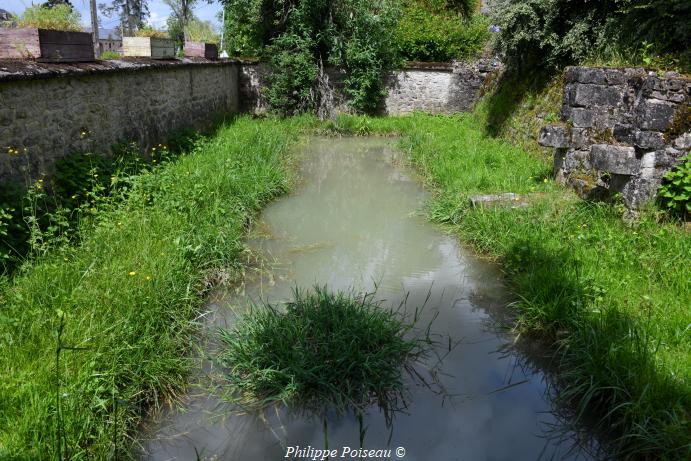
<box><xmin>395</xmin><ymin>0</ymin><xmax>489</xmax><ymax>62</ymax></box>
<box><xmin>218</xmin><ymin>286</ymin><xmax>432</xmax><ymax>425</ymax></box>
<box><xmin>0</xmin><ymin>134</ymin><xmax>195</xmax><ymax>275</ymax></box>
<box><xmin>0</xmin><ymin>117</ymin><xmax>294</xmax><ymax>458</ymax></box>
<box><xmin>491</xmin><ymin>0</ymin><xmax>691</xmax><ymax>72</ymax></box>
<box><xmin>14</xmin><ymin>4</ymin><xmax>83</xmax><ymax>32</ymax></box>
<box><xmin>222</xmin><ymin>0</ymin><xmax>402</xmax><ymax>114</ymax></box>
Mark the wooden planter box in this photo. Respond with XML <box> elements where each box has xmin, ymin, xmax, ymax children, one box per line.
<box><xmin>0</xmin><ymin>28</ymin><xmax>94</xmax><ymax>62</ymax></box>
<box><xmin>183</xmin><ymin>41</ymin><xmax>218</xmax><ymax>60</ymax></box>
<box><xmin>122</xmin><ymin>37</ymin><xmax>175</xmax><ymax>59</ymax></box>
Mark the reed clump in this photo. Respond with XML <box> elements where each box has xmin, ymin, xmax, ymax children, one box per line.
<box><xmin>218</xmin><ymin>286</ymin><xmax>431</xmax><ymax>423</ymax></box>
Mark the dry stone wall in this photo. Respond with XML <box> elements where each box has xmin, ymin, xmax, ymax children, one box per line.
<box><xmin>0</xmin><ymin>58</ymin><xmax>239</xmax><ymax>183</ymax></box>
<box><xmin>539</xmin><ymin>67</ymin><xmax>690</xmax><ymax>209</ymax></box>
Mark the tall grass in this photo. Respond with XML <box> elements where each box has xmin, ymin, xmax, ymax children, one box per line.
<box><xmin>0</xmin><ymin>117</ymin><xmax>295</xmax><ymax>459</ymax></box>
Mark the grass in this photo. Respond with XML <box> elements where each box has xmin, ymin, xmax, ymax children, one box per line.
<box><xmin>318</xmin><ymin>112</ymin><xmax>690</xmax><ymax>459</ymax></box>
<box><xmin>217</xmin><ymin>286</ymin><xmax>432</xmax><ymax>426</ymax></box>
<box><xmin>0</xmin><ymin>116</ymin><xmax>295</xmax><ymax>459</ymax></box>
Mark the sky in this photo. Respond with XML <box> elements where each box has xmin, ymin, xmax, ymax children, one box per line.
<box><xmin>2</xmin><ymin>0</ymin><xmax>224</xmax><ymax>31</ymax></box>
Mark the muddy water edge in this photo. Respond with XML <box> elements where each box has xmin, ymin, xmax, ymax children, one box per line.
<box><xmin>138</xmin><ymin>137</ymin><xmax>595</xmax><ymax>460</ymax></box>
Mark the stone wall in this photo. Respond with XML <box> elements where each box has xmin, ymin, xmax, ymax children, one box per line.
<box><xmin>0</xmin><ymin>58</ymin><xmax>239</xmax><ymax>182</ymax></box>
<box><xmin>539</xmin><ymin>67</ymin><xmax>690</xmax><ymax>209</ymax></box>
<box><xmin>239</xmin><ymin>59</ymin><xmax>500</xmax><ymax>116</ymax></box>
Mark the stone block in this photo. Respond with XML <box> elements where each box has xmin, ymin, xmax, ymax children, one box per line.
<box><xmin>571</xmin><ymin>108</ymin><xmax>594</xmax><ymax>128</ymax></box>
<box><xmin>538</xmin><ymin>125</ymin><xmax>569</xmax><ymax>148</ymax></box>
<box><xmin>637</xmin><ymin>98</ymin><xmax>677</xmax><ymax>131</ymax></box>
<box><xmin>573</xmin><ymin>84</ymin><xmax>624</xmax><ymax>107</ymax></box>
<box><xmin>565</xmin><ymin>67</ymin><xmax>607</xmax><ymax>85</ymax></box>
<box><xmin>570</xmin><ymin>128</ymin><xmax>593</xmax><ymax>150</ymax></box>
<box><xmin>634</xmin><ymin>130</ymin><xmax>665</xmax><ymax>150</ymax></box>
<box><xmin>613</xmin><ymin>124</ymin><xmax>635</xmax><ymax>144</ymax></box>
<box><xmin>470</xmin><ymin>193</ymin><xmax>529</xmax><ymax>208</ymax></box>
<box><xmin>673</xmin><ymin>132</ymin><xmax>691</xmax><ymax>150</ymax></box>
<box><xmin>563</xmin><ymin>149</ymin><xmax>591</xmax><ymax>172</ymax></box>
<box><xmin>590</xmin><ymin>144</ymin><xmax>639</xmax><ymax>175</ymax></box>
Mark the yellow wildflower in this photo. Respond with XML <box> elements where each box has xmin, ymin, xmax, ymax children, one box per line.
<box><xmin>128</xmin><ymin>271</ymin><xmax>137</xmax><ymax>276</ymax></box>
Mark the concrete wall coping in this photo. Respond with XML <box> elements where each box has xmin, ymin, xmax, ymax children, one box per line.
<box><xmin>0</xmin><ymin>57</ymin><xmax>240</xmax><ymax>82</ymax></box>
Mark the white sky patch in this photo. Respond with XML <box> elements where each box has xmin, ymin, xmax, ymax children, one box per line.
<box><xmin>2</xmin><ymin>0</ymin><xmax>223</xmax><ymax>29</ymax></box>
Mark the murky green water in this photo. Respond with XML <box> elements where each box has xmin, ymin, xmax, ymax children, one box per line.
<box><xmin>140</xmin><ymin>138</ymin><xmax>592</xmax><ymax>460</ymax></box>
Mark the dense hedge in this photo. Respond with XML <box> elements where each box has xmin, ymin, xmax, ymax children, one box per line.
<box><xmin>395</xmin><ymin>3</ymin><xmax>490</xmax><ymax>62</ymax></box>
<box><xmin>492</xmin><ymin>0</ymin><xmax>691</xmax><ymax>69</ymax></box>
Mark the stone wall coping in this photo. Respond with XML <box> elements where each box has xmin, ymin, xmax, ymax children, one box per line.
<box><xmin>237</xmin><ymin>59</ymin><xmax>455</xmax><ymax>72</ymax></box>
<box><xmin>0</xmin><ymin>57</ymin><xmax>240</xmax><ymax>82</ymax></box>
<box><xmin>402</xmin><ymin>61</ymin><xmax>453</xmax><ymax>71</ymax></box>
<box><xmin>563</xmin><ymin>65</ymin><xmax>690</xmax><ymax>82</ymax></box>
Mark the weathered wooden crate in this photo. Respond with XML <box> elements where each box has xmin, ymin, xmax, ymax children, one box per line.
<box><xmin>183</xmin><ymin>41</ymin><xmax>218</xmax><ymax>60</ymax></box>
<box><xmin>122</xmin><ymin>37</ymin><xmax>175</xmax><ymax>59</ymax></box>
<box><xmin>0</xmin><ymin>28</ymin><xmax>94</xmax><ymax>62</ymax></box>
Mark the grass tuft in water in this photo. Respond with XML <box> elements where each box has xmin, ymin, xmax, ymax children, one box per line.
<box><xmin>217</xmin><ymin>286</ymin><xmax>432</xmax><ymax>425</ymax></box>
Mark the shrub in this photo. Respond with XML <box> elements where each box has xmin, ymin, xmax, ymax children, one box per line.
<box><xmin>265</xmin><ymin>34</ymin><xmax>319</xmax><ymax>115</ymax></box>
<box><xmin>396</xmin><ymin>6</ymin><xmax>490</xmax><ymax>62</ymax></box>
<box><xmin>16</xmin><ymin>4</ymin><xmax>83</xmax><ymax>32</ymax></box>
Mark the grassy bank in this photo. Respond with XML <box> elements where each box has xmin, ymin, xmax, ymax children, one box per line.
<box><xmin>0</xmin><ymin>117</ymin><xmax>295</xmax><ymax>459</ymax></box>
<box><xmin>325</xmin><ymin>113</ymin><xmax>689</xmax><ymax>459</ymax></box>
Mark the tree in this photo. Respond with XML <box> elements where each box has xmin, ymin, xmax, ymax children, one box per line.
<box><xmin>99</xmin><ymin>0</ymin><xmax>149</xmax><ymax>36</ymax></box>
<box><xmin>163</xmin><ymin>1</ymin><xmax>212</xmax><ymax>40</ymax></box>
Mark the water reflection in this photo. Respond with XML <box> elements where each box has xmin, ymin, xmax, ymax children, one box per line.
<box><xmin>139</xmin><ymin>138</ymin><xmax>594</xmax><ymax>460</ymax></box>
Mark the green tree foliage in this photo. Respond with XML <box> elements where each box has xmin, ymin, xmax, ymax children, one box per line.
<box><xmin>41</xmin><ymin>0</ymin><xmax>74</xmax><ymax>9</ymax></box>
<box><xmin>492</xmin><ymin>0</ymin><xmax>691</xmax><ymax>69</ymax></box>
<box><xmin>222</xmin><ymin>0</ymin><xmax>402</xmax><ymax>115</ymax></box>
<box><xmin>395</xmin><ymin>1</ymin><xmax>489</xmax><ymax>62</ymax></box>
<box><xmin>99</xmin><ymin>0</ymin><xmax>149</xmax><ymax>36</ymax></box>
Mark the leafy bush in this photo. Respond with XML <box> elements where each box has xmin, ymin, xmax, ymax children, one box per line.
<box><xmin>17</xmin><ymin>4</ymin><xmax>83</xmax><ymax>32</ymax></box>
<box><xmin>185</xmin><ymin>19</ymin><xmax>219</xmax><ymax>43</ymax></box>
<box><xmin>492</xmin><ymin>0</ymin><xmax>691</xmax><ymax>69</ymax></box>
<box><xmin>134</xmin><ymin>26</ymin><xmax>169</xmax><ymax>39</ymax></box>
<box><xmin>396</xmin><ymin>5</ymin><xmax>489</xmax><ymax>62</ymax></box>
<box><xmin>265</xmin><ymin>34</ymin><xmax>319</xmax><ymax>115</ymax></box>
<box><xmin>658</xmin><ymin>156</ymin><xmax>690</xmax><ymax>218</ymax></box>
